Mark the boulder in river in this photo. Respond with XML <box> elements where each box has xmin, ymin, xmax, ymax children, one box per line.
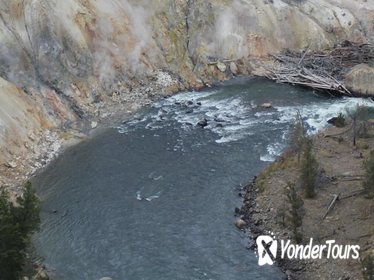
<box><xmin>197</xmin><ymin>118</ymin><xmax>208</xmax><ymax>128</ymax></box>
<box><xmin>327</xmin><ymin>117</ymin><xmax>338</xmax><ymax>124</ymax></box>
<box><xmin>260</xmin><ymin>103</ymin><xmax>273</xmax><ymax>109</ymax></box>
<box><xmin>100</xmin><ymin>277</ymin><xmax>113</xmax><ymax>280</ymax></box>
<box><xmin>234</xmin><ymin>218</ymin><xmax>247</xmax><ymax>229</ymax></box>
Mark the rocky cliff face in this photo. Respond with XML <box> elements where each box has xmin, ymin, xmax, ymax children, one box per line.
<box><xmin>0</xmin><ymin>0</ymin><xmax>373</xmax><ymax>185</ymax></box>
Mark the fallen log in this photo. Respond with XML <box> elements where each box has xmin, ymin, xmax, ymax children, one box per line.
<box><xmin>322</xmin><ymin>193</ymin><xmax>340</xmax><ymax>220</ymax></box>
<box><xmin>267</xmin><ymin>41</ymin><xmax>373</xmax><ymax>96</ymax></box>
<box><xmin>340</xmin><ymin>189</ymin><xmax>365</xmax><ymax>200</ymax></box>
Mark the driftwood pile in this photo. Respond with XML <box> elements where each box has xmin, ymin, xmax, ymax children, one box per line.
<box><xmin>267</xmin><ymin>41</ymin><xmax>374</xmax><ymax>96</ymax></box>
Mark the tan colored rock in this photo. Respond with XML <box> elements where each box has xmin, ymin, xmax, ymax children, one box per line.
<box><xmin>4</xmin><ymin>161</ymin><xmax>17</xmax><ymax>169</ymax></box>
<box><xmin>234</xmin><ymin>218</ymin><xmax>247</xmax><ymax>229</ymax></box>
<box><xmin>91</xmin><ymin>121</ymin><xmax>98</xmax><ymax>129</ymax></box>
<box><xmin>100</xmin><ymin>277</ymin><xmax>113</xmax><ymax>280</ymax></box>
<box><xmin>229</xmin><ymin>62</ymin><xmax>238</xmax><ymax>75</ymax></box>
<box><xmin>260</xmin><ymin>103</ymin><xmax>273</xmax><ymax>109</ymax></box>
<box><xmin>216</xmin><ymin>62</ymin><xmax>227</xmax><ymax>72</ymax></box>
<box><xmin>344</xmin><ymin>64</ymin><xmax>374</xmax><ymax>96</ymax></box>
<box><xmin>38</xmin><ymin>271</ymin><xmax>49</xmax><ymax>280</ymax></box>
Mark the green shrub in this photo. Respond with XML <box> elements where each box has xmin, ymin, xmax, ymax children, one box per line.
<box><xmin>335</xmin><ymin>113</ymin><xmax>346</xmax><ymax>127</ymax></box>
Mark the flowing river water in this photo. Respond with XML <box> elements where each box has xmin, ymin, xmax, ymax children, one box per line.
<box><xmin>32</xmin><ymin>78</ymin><xmax>374</xmax><ymax>280</ymax></box>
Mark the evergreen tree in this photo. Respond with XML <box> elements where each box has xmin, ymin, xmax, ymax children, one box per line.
<box><xmin>363</xmin><ymin>151</ymin><xmax>374</xmax><ymax>199</ymax></box>
<box><xmin>12</xmin><ymin>182</ymin><xmax>40</xmax><ymax>237</ymax></box>
<box><xmin>285</xmin><ymin>182</ymin><xmax>303</xmax><ymax>243</ymax></box>
<box><xmin>300</xmin><ymin>138</ymin><xmax>318</xmax><ymax>198</ymax></box>
<box><xmin>288</xmin><ymin>110</ymin><xmax>306</xmax><ymax>162</ymax></box>
<box><xmin>0</xmin><ymin>182</ymin><xmax>40</xmax><ymax>280</ymax></box>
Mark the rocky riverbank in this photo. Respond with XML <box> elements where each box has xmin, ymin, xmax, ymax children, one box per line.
<box><xmin>237</xmin><ymin>125</ymin><xmax>374</xmax><ymax>279</ymax></box>
<box><xmin>0</xmin><ymin>63</ymin><xmax>247</xmax><ymax>197</ymax></box>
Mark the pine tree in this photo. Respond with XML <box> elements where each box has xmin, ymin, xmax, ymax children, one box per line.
<box><xmin>288</xmin><ymin>111</ymin><xmax>307</xmax><ymax>162</ymax></box>
<box><xmin>300</xmin><ymin>138</ymin><xmax>318</xmax><ymax>198</ymax></box>
<box><xmin>285</xmin><ymin>182</ymin><xmax>303</xmax><ymax>243</ymax></box>
<box><xmin>0</xmin><ymin>182</ymin><xmax>40</xmax><ymax>279</ymax></box>
<box><xmin>12</xmin><ymin>181</ymin><xmax>40</xmax><ymax>237</ymax></box>
<box><xmin>363</xmin><ymin>151</ymin><xmax>374</xmax><ymax>199</ymax></box>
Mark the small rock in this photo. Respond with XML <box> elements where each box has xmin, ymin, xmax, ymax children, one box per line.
<box><xmin>38</xmin><ymin>271</ymin><xmax>49</xmax><ymax>280</ymax></box>
<box><xmin>234</xmin><ymin>218</ymin><xmax>247</xmax><ymax>229</ymax></box>
<box><xmin>327</xmin><ymin>117</ymin><xmax>338</xmax><ymax>125</ymax></box>
<box><xmin>100</xmin><ymin>278</ymin><xmax>113</xmax><ymax>280</ymax></box>
<box><xmin>217</xmin><ymin>62</ymin><xmax>227</xmax><ymax>72</ymax></box>
<box><xmin>197</xmin><ymin>118</ymin><xmax>208</xmax><ymax>128</ymax></box>
<box><xmin>230</xmin><ymin>62</ymin><xmax>238</xmax><ymax>75</ymax></box>
<box><xmin>260</xmin><ymin>103</ymin><xmax>273</xmax><ymax>109</ymax></box>
<box><xmin>285</xmin><ymin>270</ymin><xmax>293</xmax><ymax>278</ymax></box>
<box><xmin>28</xmin><ymin>133</ymin><xmax>36</xmax><ymax>141</ymax></box>
<box><xmin>214</xmin><ymin>117</ymin><xmax>225</xmax><ymax>123</ymax></box>
<box><xmin>91</xmin><ymin>121</ymin><xmax>98</xmax><ymax>129</ymax></box>
<box><xmin>4</xmin><ymin>161</ymin><xmax>17</xmax><ymax>169</ymax></box>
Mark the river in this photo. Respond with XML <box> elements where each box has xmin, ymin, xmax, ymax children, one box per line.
<box><xmin>32</xmin><ymin>78</ymin><xmax>374</xmax><ymax>280</ymax></box>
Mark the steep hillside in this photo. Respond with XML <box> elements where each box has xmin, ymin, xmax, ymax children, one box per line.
<box><xmin>0</xmin><ymin>0</ymin><xmax>373</xmax><ymax>188</ymax></box>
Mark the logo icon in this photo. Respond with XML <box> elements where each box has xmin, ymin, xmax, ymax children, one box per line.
<box><xmin>256</xmin><ymin>235</ymin><xmax>278</xmax><ymax>266</ymax></box>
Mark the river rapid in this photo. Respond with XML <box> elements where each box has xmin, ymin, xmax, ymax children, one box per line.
<box><xmin>32</xmin><ymin>78</ymin><xmax>374</xmax><ymax>280</ymax></box>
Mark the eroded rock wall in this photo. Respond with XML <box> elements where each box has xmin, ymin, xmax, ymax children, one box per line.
<box><xmin>0</xmin><ymin>0</ymin><xmax>373</xmax><ymax>171</ymax></box>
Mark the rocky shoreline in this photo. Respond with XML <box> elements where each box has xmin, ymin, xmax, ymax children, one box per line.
<box><xmin>237</xmin><ymin>177</ymin><xmax>306</xmax><ymax>280</ymax></box>
<box><xmin>237</xmin><ymin>125</ymin><xmax>374</xmax><ymax>280</ymax></box>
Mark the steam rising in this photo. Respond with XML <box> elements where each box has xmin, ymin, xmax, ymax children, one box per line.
<box><xmin>0</xmin><ymin>0</ymin><xmax>157</xmax><ymax>89</ymax></box>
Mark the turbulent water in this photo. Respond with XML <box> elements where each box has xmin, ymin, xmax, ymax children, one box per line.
<box><xmin>33</xmin><ymin>78</ymin><xmax>374</xmax><ymax>280</ymax></box>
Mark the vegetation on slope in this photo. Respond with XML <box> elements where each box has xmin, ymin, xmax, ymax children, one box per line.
<box><xmin>0</xmin><ymin>182</ymin><xmax>40</xmax><ymax>280</ymax></box>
